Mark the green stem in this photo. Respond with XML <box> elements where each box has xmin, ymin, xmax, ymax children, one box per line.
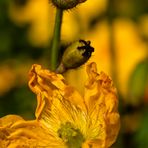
<box><xmin>50</xmin><ymin>8</ymin><xmax>63</xmax><ymax>71</ymax></box>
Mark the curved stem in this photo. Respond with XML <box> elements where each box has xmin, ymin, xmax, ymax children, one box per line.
<box><xmin>50</xmin><ymin>8</ymin><xmax>63</xmax><ymax>71</ymax></box>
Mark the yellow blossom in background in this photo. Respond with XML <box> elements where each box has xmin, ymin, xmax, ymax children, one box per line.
<box><xmin>0</xmin><ymin>61</ymin><xmax>31</xmax><ymax>96</ymax></box>
<box><xmin>89</xmin><ymin>18</ymin><xmax>147</xmax><ymax>98</ymax></box>
<box><xmin>61</xmin><ymin>0</ymin><xmax>107</xmax><ymax>41</ymax></box>
<box><xmin>65</xmin><ymin>18</ymin><xmax>147</xmax><ymax>99</ymax></box>
<box><xmin>9</xmin><ymin>0</ymin><xmax>55</xmax><ymax>46</ymax></box>
<box><xmin>113</xmin><ymin>18</ymin><xmax>147</xmax><ymax>97</ymax></box>
<box><xmin>0</xmin><ymin>62</ymin><xmax>120</xmax><ymax>147</ymax></box>
<box><xmin>8</xmin><ymin>0</ymin><xmax>107</xmax><ymax>45</ymax></box>
<box><xmin>76</xmin><ymin>0</ymin><xmax>107</xmax><ymax>31</ymax></box>
<box><xmin>0</xmin><ymin>65</ymin><xmax>16</xmax><ymax>96</ymax></box>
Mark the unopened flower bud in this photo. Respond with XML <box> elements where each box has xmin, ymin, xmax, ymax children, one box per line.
<box><xmin>56</xmin><ymin>39</ymin><xmax>94</xmax><ymax>73</ymax></box>
<box><xmin>51</xmin><ymin>0</ymin><xmax>87</xmax><ymax>10</ymax></box>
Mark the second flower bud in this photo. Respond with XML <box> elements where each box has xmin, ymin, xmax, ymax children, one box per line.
<box><xmin>51</xmin><ymin>0</ymin><xmax>86</xmax><ymax>10</ymax></box>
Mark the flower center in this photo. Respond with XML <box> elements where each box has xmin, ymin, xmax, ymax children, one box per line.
<box><xmin>58</xmin><ymin>122</ymin><xmax>85</xmax><ymax>148</ymax></box>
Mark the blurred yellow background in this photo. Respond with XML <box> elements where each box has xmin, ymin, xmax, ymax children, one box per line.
<box><xmin>0</xmin><ymin>0</ymin><xmax>148</xmax><ymax>147</ymax></box>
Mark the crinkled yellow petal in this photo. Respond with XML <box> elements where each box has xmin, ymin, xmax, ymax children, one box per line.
<box><xmin>28</xmin><ymin>64</ymin><xmax>85</xmax><ymax>119</ymax></box>
<box><xmin>84</xmin><ymin>62</ymin><xmax>120</xmax><ymax>148</ymax></box>
<box><xmin>0</xmin><ymin>115</ymin><xmax>65</xmax><ymax>148</ymax></box>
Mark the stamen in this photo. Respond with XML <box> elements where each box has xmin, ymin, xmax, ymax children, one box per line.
<box><xmin>58</xmin><ymin>122</ymin><xmax>85</xmax><ymax>148</ymax></box>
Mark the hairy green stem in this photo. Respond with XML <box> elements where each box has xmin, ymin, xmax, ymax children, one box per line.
<box><xmin>50</xmin><ymin>8</ymin><xmax>63</xmax><ymax>71</ymax></box>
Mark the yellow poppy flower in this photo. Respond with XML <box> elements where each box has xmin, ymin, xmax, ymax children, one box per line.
<box><xmin>0</xmin><ymin>62</ymin><xmax>120</xmax><ymax>147</ymax></box>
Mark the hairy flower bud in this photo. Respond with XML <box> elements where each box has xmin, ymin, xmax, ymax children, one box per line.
<box><xmin>56</xmin><ymin>39</ymin><xmax>94</xmax><ymax>73</ymax></box>
<box><xmin>51</xmin><ymin>0</ymin><xmax>87</xmax><ymax>10</ymax></box>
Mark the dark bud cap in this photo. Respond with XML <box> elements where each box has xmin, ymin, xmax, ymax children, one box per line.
<box><xmin>51</xmin><ymin>0</ymin><xmax>87</xmax><ymax>10</ymax></box>
<box><xmin>56</xmin><ymin>39</ymin><xmax>94</xmax><ymax>73</ymax></box>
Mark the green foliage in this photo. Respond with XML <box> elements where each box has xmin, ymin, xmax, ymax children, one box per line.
<box><xmin>134</xmin><ymin>109</ymin><xmax>148</xmax><ymax>148</ymax></box>
<box><xmin>0</xmin><ymin>85</ymin><xmax>36</xmax><ymax>119</ymax></box>
<box><xmin>128</xmin><ymin>59</ymin><xmax>148</xmax><ymax>105</ymax></box>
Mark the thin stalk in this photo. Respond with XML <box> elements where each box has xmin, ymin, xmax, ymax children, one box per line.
<box><xmin>50</xmin><ymin>8</ymin><xmax>63</xmax><ymax>71</ymax></box>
